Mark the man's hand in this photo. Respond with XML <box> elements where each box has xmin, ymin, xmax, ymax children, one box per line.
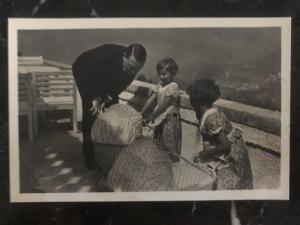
<box><xmin>103</xmin><ymin>95</ymin><xmax>113</xmax><ymax>105</ymax></box>
<box><xmin>89</xmin><ymin>95</ymin><xmax>114</xmax><ymax>116</ymax></box>
<box><xmin>89</xmin><ymin>97</ymin><xmax>103</xmax><ymax>116</ymax></box>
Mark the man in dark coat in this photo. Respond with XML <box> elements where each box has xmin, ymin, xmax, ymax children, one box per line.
<box><xmin>72</xmin><ymin>43</ymin><xmax>147</xmax><ymax>170</ymax></box>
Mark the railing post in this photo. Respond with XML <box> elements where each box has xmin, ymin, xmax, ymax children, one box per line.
<box><xmin>73</xmin><ymin>80</ymin><xmax>78</xmax><ymax>133</ymax></box>
<box><xmin>31</xmin><ymin>72</ymin><xmax>38</xmax><ymax>137</ymax></box>
<box><xmin>27</xmin><ymin>75</ymin><xmax>34</xmax><ymax>143</ymax></box>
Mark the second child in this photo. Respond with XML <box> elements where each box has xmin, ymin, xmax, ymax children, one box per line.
<box><xmin>186</xmin><ymin>79</ymin><xmax>253</xmax><ymax>190</ymax></box>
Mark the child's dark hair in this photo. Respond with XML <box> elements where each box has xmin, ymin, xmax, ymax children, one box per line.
<box><xmin>126</xmin><ymin>44</ymin><xmax>147</xmax><ymax>63</ymax></box>
<box><xmin>156</xmin><ymin>57</ymin><xmax>179</xmax><ymax>76</ymax></box>
<box><xmin>186</xmin><ymin>79</ymin><xmax>221</xmax><ymax>107</ymax></box>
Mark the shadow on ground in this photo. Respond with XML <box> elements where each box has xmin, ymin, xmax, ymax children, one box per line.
<box><xmin>19</xmin><ymin>121</ymin><xmax>99</xmax><ymax>193</ymax></box>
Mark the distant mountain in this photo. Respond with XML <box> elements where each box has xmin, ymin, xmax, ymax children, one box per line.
<box><xmin>139</xmin><ymin>46</ymin><xmax>281</xmax><ymax>110</ymax></box>
<box><xmin>251</xmin><ymin>47</ymin><xmax>281</xmax><ymax>75</ymax></box>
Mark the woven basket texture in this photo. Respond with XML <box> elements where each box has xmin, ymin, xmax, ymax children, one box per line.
<box><xmin>172</xmin><ymin>162</ymin><xmax>216</xmax><ymax>191</ymax></box>
<box><xmin>94</xmin><ymin>144</ymin><xmax>124</xmax><ymax>174</ymax></box>
<box><xmin>106</xmin><ymin>137</ymin><xmax>174</xmax><ymax>192</ymax></box>
<box><xmin>91</xmin><ymin>104</ymin><xmax>142</xmax><ymax>145</ymax></box>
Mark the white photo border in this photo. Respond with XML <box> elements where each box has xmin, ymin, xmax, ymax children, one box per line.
<box><xmin>9</xmin><ymin>18</ymin><xmax>291</xmax><ymax>202</ymax></box>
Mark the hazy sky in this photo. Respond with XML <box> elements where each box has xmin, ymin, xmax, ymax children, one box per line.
<box><xmin>18</xmin><ymin>27</ymin><xmax>280</xmax><ymax>81</ymax></box>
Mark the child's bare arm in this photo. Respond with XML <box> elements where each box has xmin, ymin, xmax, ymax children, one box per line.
<box><xmin>196</xmin><ymin>131</ymin><xmax>231</xmax><ymax>161</ymax></box>
<box><xmin>141</xmin><ymin>92</ymin><xmax>157</xmax><ymax>118</ymax></box>
<box><xmin>147</xmin><ymin>96</ymin><xmax>173</xmax><ymax>122</ymax></box>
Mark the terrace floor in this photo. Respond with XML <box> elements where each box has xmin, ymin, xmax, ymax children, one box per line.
<box><xmin>19</xmin><ymin>120</ymin><xmax>280</xmax><ymax>193</ymax></box>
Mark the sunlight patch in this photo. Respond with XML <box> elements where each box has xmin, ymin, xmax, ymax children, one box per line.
<box><xmin>51</xmin><ymin>160</ymin><xmax>64</xmax><ymax>167</ymax></box>
<box><xmin>68</xmin><ymin>176</ymin><xmax>82</xmax><ymax>184</ymax></box>
<box><xmin>78</xmin><ymin>186</ymin><xmax>92</xmax><ymax>192</ymax></box>
<box><xmin>46</xmin><ymin>153</ymin><xmax>57</xmax><ymax>159</ymax></box>
<box><xmin>54</xmin><ymin>176</ymin><xmax>82</xmax><ymax>191</ymax></box>
<box><xmin>59</xmin><ymin>168</ymin><xmax>73</xmax><ymax>175</ymax></box>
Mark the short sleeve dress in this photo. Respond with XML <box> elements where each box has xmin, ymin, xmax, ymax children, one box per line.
<box><xmin>152</xmin><ymin>82</ymin><xmax>182</xmax><ymax>162</ymax></box>
<box><xmin>199</xmin><ymin>108</ymin><xmax>253</xmax><ymax>190</ymax></box>
<box><xmin>152</xmin><ymin>82</ymin><xmax>180</xmax><ymax>123</ymax></box>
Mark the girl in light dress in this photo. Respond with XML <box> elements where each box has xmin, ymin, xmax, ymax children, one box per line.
<box><xmin>103</xmin><ymin>58</ymin><xmax>182</xmax><ymax>192</ymax></box>
<box><xmin>141</xmin><ymin>57</ymin><xmax>182</xmax><ymax>161</ymax></box>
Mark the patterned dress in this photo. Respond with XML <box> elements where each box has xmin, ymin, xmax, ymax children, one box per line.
<box><xmin>199</xmin><ymin>108</ymin><xmax>253</xmax><ymax>190</ymax></box>
<box><xmin>152</xmin><ymin>82</ymin><xmax>182</xmax><ymax>162</ymax></box>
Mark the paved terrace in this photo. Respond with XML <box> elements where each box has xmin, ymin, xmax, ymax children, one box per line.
<box><xmin>19</xmin><ymin>58</ymin><xmax>281</xmax><ymax>193</ymax></box>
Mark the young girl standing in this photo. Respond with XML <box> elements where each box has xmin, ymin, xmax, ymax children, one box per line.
<box><xmin>141</xmin><ymin>57</ymin><xmax>182</xmax><ymax>162</ymax></box>
<box><xmin>186</xmin><ymin>79</ymin><xmax>253</xmax><ymax>190</ymax></box>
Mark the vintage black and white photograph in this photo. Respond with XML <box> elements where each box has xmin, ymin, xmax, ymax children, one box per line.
<box><xmin>9</xmin><ymin>18</ymin><xmax>290</xmax><ymax>202</ymax></box>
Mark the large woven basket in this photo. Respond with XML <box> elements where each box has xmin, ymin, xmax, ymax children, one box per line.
<box><xmin>94</xmin><ymin>144</ymin><xmax>124</xmax><ymax>174</ymax></box>
<box><xmin>172</xmin><ymin>162</ymin><xmax>216</xmax><ymax>191</ymax></box>
<box><xmin>91</xmin><ymin>104</ymin><xmax>142</xmax><ymax>145</ymax></box>
<box><xmin>106</xmin><ymin>137</ymin><xmax>174</xmax><ymax>192</ymax></box>
<box><xmin>91</xmin><ymin>104</ymin><xmax>142</xmax><ymax>173</ymax></box>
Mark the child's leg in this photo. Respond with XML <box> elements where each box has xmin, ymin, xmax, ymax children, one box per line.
<box><xmin>153</xmin><ymin>122</ymin><xmax>164</xmax><ymax>140</ymax></box>
<box><xmin>162</xmin><ymin>114</ymin><xmax>182</xmax><ymax>162</ymax></box>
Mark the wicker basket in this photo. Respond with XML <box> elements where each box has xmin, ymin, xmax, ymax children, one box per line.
<box><xmin>94</xmin><ymin>144</ymin><xmax>124</xmax><ymax>174</ymax></box>
<box><xmin>91</xmin><ymin>104</ymin><xmax>142</xmax><ymax>145</ymax></box>
<box><xmin>106</xmin><ymin>137</ymin><xmax>174</xmax><ymax>192</ymax></box>
<box><xmin>91</xmin><ymin>104</ymin><xmax>143</xmax><ymax>174</ymax></box>
<box><xmin>172</xmin><ymin>162</ymin><xmax>216</xmax><ymax>191</ymax></box>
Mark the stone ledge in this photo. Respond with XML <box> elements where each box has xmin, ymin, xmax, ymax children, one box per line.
<box><xmin>34</xmin><ymin>59</ymin><xmax>281</xmax><ymax>136</ymax></box>
<box><xmin>179</xmin><ymin>107</ymin><xmax>280</xmax><ymax>154</ymax></box>
<box><xmin>120</xmin><ymin>86</ymin><xmax>281</xmax><ymax>154</ymax></box>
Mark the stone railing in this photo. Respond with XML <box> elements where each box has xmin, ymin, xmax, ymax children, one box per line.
<box><xmin>120</xmin><ymin>80</ymin><xmax>281</xmax><ymax>154</ymax></box>
<box><xmin>40</xmin><ymin>58</ymin><xmax>281</xmax><ymax>154</ymax></box>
